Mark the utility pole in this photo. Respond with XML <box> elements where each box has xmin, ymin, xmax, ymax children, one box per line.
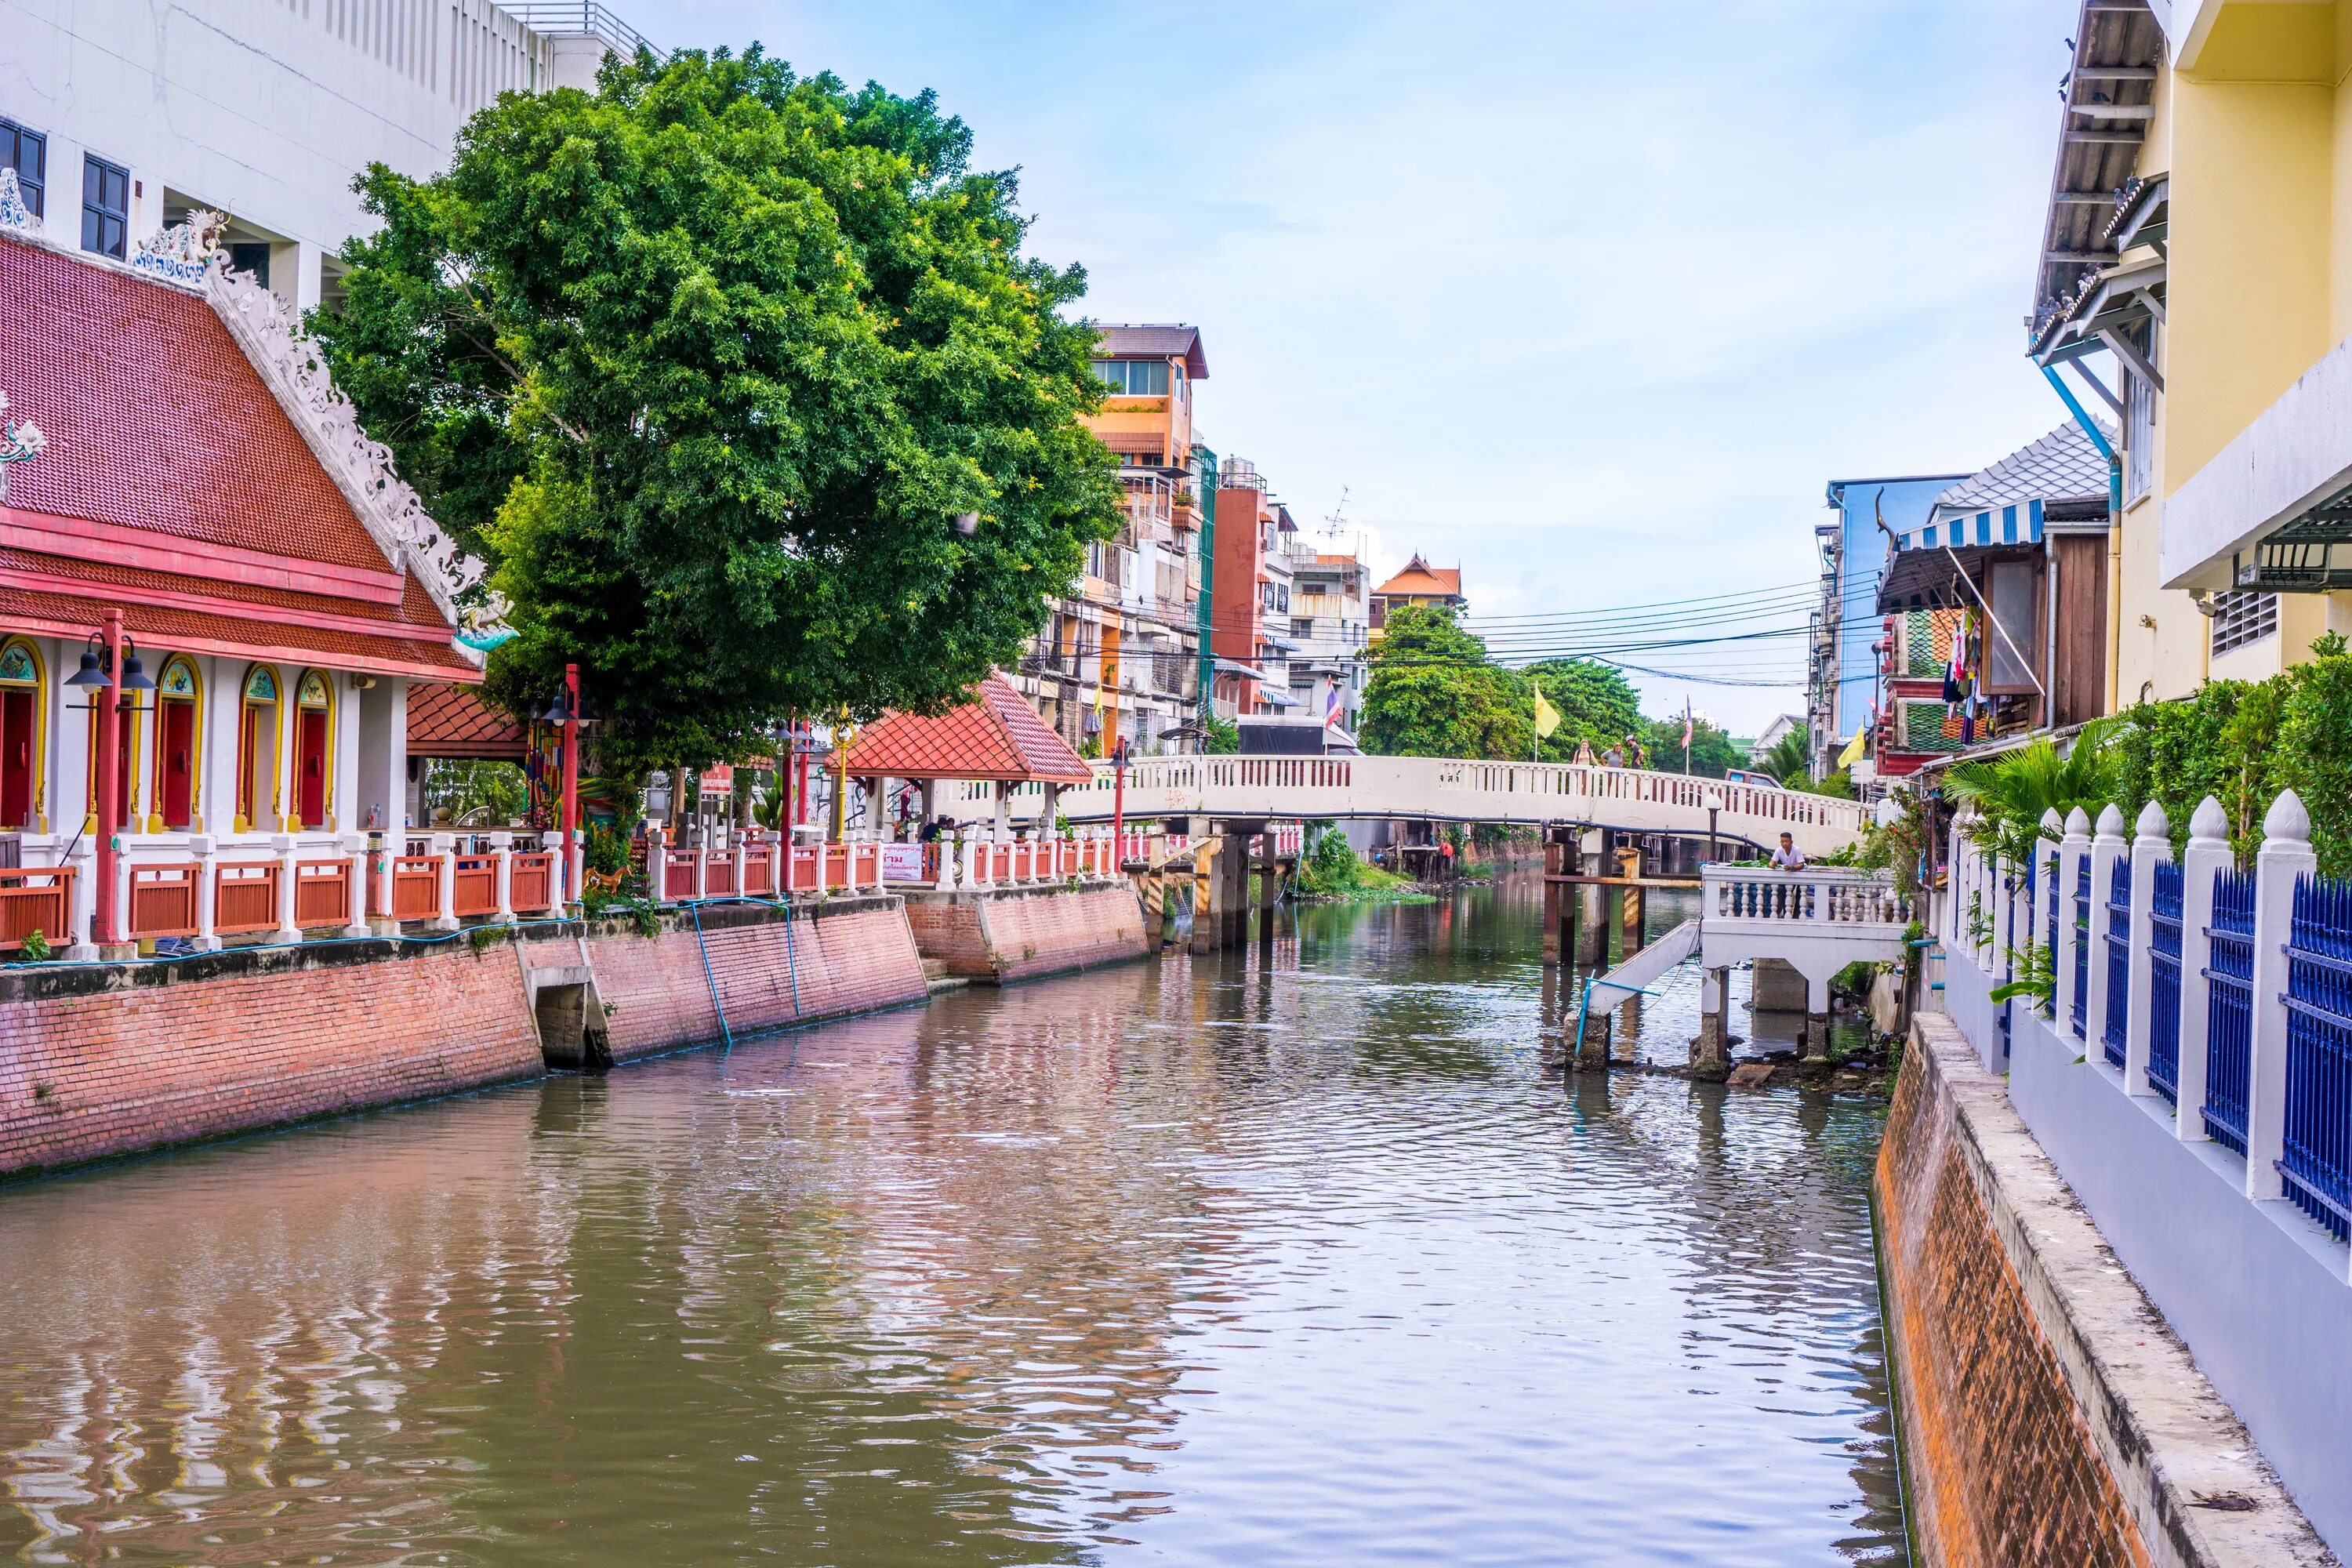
<box><xmin>1193</xmin><ymin>445</ymin><xmax>1218</xmax><ymax>741</ymax></box>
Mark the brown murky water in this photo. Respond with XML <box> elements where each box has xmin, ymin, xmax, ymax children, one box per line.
<box><xmin>0</xmin><ymin>876</ymin><xmax>1903</xmax><ymax>1565</ymax></box>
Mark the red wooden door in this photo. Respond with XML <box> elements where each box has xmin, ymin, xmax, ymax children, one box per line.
<box><xmin>159</xmin><ymin>699</ymin><xmax>195</xmax><ymax>829</ymax></box>
<box><xmin>296</xmin><ymin>710</ymin><xmax>328</xmax><ymax>829</ymax></box>
<box><xmin>0</xmin><ymin>688</ymin><xmax>31</xmax><ymax>829</ymax></box>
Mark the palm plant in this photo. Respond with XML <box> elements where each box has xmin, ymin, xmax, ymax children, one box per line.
<box><xmin>1758</xmin><ymin>729</ymin><xmax>1810</xmax><ymax>786</ymax></box>
<box><xmin>1942</xmin><ymin>716</ymin><xmax>2124</xmax><ymax>866</ymax></box>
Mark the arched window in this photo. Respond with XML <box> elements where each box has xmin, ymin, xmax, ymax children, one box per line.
<box><xmin>293</xmin><ymin>669</ymin><xmax>333</xmax><ymax>830</ymax></box>
<box><xmin>235</xmin><ymin>664</ymin><xmax>280</xmax><ymax>833</ymax></box>
<box><xmin>152</xmin><ymin>655</ymin><xmax>201</xmax><ymax>831</ymax></box>
<box><xmin>0</xmin><ymin>638</ymin><xmax>43</xmax><ymax>832</ymax></box>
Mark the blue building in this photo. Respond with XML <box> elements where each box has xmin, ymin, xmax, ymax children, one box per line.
<box><xmin>1817</xmin><ymin>474</ymin><xmax>1968</xmax><ymax>771</ymax></box>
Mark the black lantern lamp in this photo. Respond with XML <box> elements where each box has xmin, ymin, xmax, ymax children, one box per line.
<box><xmin>64</xmin><ymin>645</ymin><xmax>108</xmax><ymax>688</ymax></box>
<box><xmin>118</xmin><ymin>644</ymin><xmax>155</xmax><ymax>691</ymax></box>
<box><xmin>64</xmin><ymin>632</ymin><xmax>157</xmax><ymax>691</ymax></box>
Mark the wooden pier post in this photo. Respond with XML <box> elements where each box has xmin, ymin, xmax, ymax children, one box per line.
<box><xmin>1617</xmin><ymin>843</ymin><xmax>1644</xmax><ymax>959</ymax></box>
<box><xmin>1541</xmin><ymin>829</ymin><xmax>1563</xmax><ymax>965</ymax></box>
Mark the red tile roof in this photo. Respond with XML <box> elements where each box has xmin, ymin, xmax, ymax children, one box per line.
<box><xmin>408</xmin><ymin>682</ymin><xmax>528</xmax><ymax>758</ymax></box>
<box><xmin>1374</xmin><ymin>554</ymin><xmax>1464</xmax><ymax>600</ymax></box>
<box><xmin>0</xmin><ymin>234</ymin><xmax>394</xmax><ymax>573</ymax></box>
<box><xmin>0</xmin><ymin>576</ymin><xmax>478</xmax><ymax>678</ymax></box>
<box><xmin>845</xmin><ymin>674</ymin><xmax>1094</xmax><ymax>785</ymax></box>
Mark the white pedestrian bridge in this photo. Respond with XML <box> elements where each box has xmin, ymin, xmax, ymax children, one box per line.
<box><xmin>951</xmin><ymin>755</ymin><xmax>1868</xmax><ymax>860</ymax></box>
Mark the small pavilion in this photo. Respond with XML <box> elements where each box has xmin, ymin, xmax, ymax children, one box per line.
<box><xmin>844</xmin><ymin>673</ymin><xmax>1093</xmax><ymax>840</ymax></box>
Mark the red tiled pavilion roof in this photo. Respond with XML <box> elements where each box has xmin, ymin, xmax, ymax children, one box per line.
<box><xmin>407</xmin><ymin>682</ymin><xmax>529</xmax><ymax>758</ymax></box>
<box><xmin>0</xmin><ymin>234</ymin><xmax>392</xmax><ymax>572</ymax></box>
<box><xmin>845</xmin><ymin>674</ymin><xmax>1094</xmax><ymax>785</ymax></box>
<box><xmin>1374</xmin><ymin>554</ymin><xmax>1464</xmax><ymax>599</ymax></box>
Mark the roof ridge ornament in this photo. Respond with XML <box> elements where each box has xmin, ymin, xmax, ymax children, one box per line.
<box><xmin>0</xmin><ymin>389</ymin><xmax>46</xmax><ymax>504</ymax></box>
<box><xmin>203</xmin><ymin>260</ymin><xmax>508</xmax><ymax>657</ymax></box>
<box><xmin>0</xmin><ymin>169</ymin><xmax>31</xmax><ymax>234</ymax></box>
<box><xmin>130</xmin><ymin>209</ymin><xmax>227</xmax><ymax>285</ymax></box>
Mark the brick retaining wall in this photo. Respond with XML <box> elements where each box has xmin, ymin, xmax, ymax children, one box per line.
<box><xmin>1877</xmin><ymin>1013</ymin><xmax>2331</xmax><ymax>1568</ymax></box>
<box><xmin>585</xmin><ymin>897</ymin><xmax>926</xmax><ymax>1062</ymax></box>
<box><xmin>0</xmin><ymin>942</ymin><xmax>543</xmax><ymax>1180</ymax></box>
<box><xmin>905</xmin><ymin>882</ymin><xmax>1149</xmax><ymax>982</ymax></box>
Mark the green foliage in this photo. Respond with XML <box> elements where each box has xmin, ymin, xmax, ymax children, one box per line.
<box><xmin>312</xmin><ymin>49</ymin><xmax>1122</xmax><ymax>775</ymax></box>
<box><xmin>585</xmin><ymin>820</ymin><xmax>631</xmax><ymax>875</ymax></box>
<box><xmin>1642</xmin><ymin>713</ymin><xmax>1740</xmax><ymax>778</ymax></box>
<box><xmin>1293</xmin><ymin>824</ymin><xmax>1426</xmax><ymax>900</ymax></box>
<box><xmin>1521</xmin><ymin>659</ymin><xmax>1642</xmax><ymax>760</ymax></box>
<box><xmin>1944</xmin><ymin>717</ymin><xmax>2125</xmax><ymax>867</ymax></box>
<box><xmin>423</xmin><ymin>758</ymin><xmax>530</xmax><ymax>826</ymax></box>
<box><xmin>1757</xmin><ymin>728</ymin><xmax>1809</xmax><ymax>786</ymax></box>
<box><xmin>17</xmin><ymin>928</ymin><xmax>49</xmax><ymax>962</ymax></box>
<box><xmin>1989</xmin><ymin>942</ymin><xmax>2057</xmax><ymax>1016</ymax></box>
<box><xmin>2107</xmin><ymin>633</ymin><xmax>2352</xmax><ymax>874</ymax></box>
<box><xmin>1359</xmin><ymin>607</ymin><xmax>1530</xmax><ymax>760</ymax></box>
<box><xmin>1802</xmin><ymin>768</ymin><xmax>1855</xmax><ymax>799</ymax></box>
<box><xmin>1202</xmin><ymin>716</ymin><xmax>1240</xmax><ymax>756</ymax></box>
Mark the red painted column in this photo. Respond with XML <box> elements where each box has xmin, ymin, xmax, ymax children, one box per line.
<box><xmin>558</xmin><ymin>662</ymin><xmax>579</xmax><ymax>903</ymax></box>
<box><xmin>94</xmin><ymin>608</ymin><xmax>123</xmax><ymax>946</ymax></box>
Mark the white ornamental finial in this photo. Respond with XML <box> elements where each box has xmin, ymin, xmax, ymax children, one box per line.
<box><xmin>0</xmin><ymin>169</ymin><xmax>31</xmax><ymax>233</ymax></box>
<box><xmin>0</xmin><ymin>390</ymin><xmax>45</xmax><ymax>505</ymax></box>
<box><xmin>131</xmin><ymin>209</ymin><xmax>227</xmax><ymax>285</ymax></box>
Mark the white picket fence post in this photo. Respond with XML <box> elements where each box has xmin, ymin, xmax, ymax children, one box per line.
<box><xmin>2056</xmin><ymin>808</ymin><xmax>2091</xmax><ymax>1036</ymax></box>
<box><xmin>2085</xmin><ymin>805</ymin><xmax>2127</xmax><ymax>1062</ymax></box>
<box><xmin>2245</xmin><ymin>790</ymin><xmax>2314</xmax><ymax>1203</ymax></box>
<box><xmin>2125</xmin><ymin>801</ymin><xmax>2170</xmax><ymax>1098</ymax></box>
<box><xmin>2175</xmin><ymin>795</ymin><xmax>2230</xmax><ymax>1143</ymax></box>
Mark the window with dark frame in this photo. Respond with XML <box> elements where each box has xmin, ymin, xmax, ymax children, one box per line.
<box><xmin>82</xmin><ymin>154</ymin><xmax>129</xmax><ymax>259</ymax></box>
<box><xmin>0</xmin><ymin>118</ymin><xmax>44</xmax><ymax>217</ymax></box>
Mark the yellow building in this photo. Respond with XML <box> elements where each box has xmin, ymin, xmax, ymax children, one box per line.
<box><xmin>2031</xmin><ymin>0</ymin><xmax>2352</xmax><ymax>709</ymax></box>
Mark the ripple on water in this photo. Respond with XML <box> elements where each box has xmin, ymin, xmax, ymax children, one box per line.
<box><xmin>0</xmin><ymin>873</ymin><xmax>1901</xmax><ymax>1566</ymax></box>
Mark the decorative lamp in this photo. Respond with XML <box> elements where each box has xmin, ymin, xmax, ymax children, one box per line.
<box><xmin>65</xmin><ymin>646</ymin><xmax>109</xmax><ymax>688</ymax></box>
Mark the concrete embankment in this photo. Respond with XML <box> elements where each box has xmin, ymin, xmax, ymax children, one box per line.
<box><xmin>904</xmin><ymin>880</ymin><xmax>1151</xmax><ymax>982</ymax></box>
<box><xmin>1875</xmin><ymin>1013</ymin><xmax>2334</xmax><ymax>1568</ymax></box>
<box><xmin>0</xmin><ymin>880</ymin><xmax>1149</xmax><ymax>1181</ymax></box>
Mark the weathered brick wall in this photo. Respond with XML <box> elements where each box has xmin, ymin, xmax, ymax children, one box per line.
<box><xmin>584</xmin><ymin>897</ymin><xmax>926</xmax><ymax>1062</ymax></box>
<box><xmin>904</xmin><ymin>883</ymin><xmax>1149</xmax><ymax>983</ymax></box>
<box><xmin>1877</xmin><ymin>1014</ymin><xmax>2328</xmax><ymax>1568</ymax></box>
<box><xmin>0</xmin><ymin>944</ymin><xmax>543</xmax><ymax>1179</ymax></box>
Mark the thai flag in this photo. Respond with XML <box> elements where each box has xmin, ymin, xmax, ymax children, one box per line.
<box><xmin>1324</xmin><ymin>681</ymin><xmax>1343</xmax><ymax>729</ymax></box>
<box><xmin>1681</xmin><ymin>699</ymin><xmax>1693</xmax><ymax>749</ymax></box>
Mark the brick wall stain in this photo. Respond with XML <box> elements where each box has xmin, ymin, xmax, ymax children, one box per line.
<box><xmin>1878</xmin><ymin>1047</ymin><xmax>2154</xmax><ymax>1568</ymax></box>
<box><xmin>0</xmin><ymin>946</ymin><xmax>541</xmax><ymax>1178</ymax></box>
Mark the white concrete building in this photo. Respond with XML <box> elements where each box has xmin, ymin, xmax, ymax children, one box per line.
<box><xmin>0</xmin><ymin>0</ymin><xmax>650</xmax><ymax>313</ymax></box>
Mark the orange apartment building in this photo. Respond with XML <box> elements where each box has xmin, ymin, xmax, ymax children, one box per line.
<box><xmin>1016</xmin><ymin>324</ymin><xmax>1209</xmax><ymax>756</ymax></box>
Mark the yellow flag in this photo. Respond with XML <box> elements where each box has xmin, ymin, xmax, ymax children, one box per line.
<box><xmin>1533</xmin><ymin>686</ymin><xmax>1561</xmax><ymax>739</ymax></box>
<box><xmin>1837</xmin><ymin>725</ymin><xmax>1867</xmax><ymax>768</ymax></box>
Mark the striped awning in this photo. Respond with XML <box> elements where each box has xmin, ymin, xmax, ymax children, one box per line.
<box><xmin>1894</xmin><ymin>498</ymin><xmax>2045</xmax><ymax>554</ymax></box>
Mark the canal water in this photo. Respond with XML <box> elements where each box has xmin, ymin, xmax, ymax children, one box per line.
<box><xmin>0</xmin><ymin>873</ymin><xmax>1904</xmax><ymax>1566</ymax></box>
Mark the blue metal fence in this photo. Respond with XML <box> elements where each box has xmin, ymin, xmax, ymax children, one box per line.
<box><xmin>2147</xmin><ymin>861</ymin><xmax>2183</xmax><ymax>1104</ymax></box>
<box><xmin>2281</xmin><ymin>874</ymin><xmax>2352</xmax><ymax>1242</ymax></box>
<box><xmin>2203</xmin><ymin>867</ymin><xmax>2256</xmax><ymax>1156</ymax></box>
<box><xmin>2071</xmin><ymin>859</ymin><xmax>2091</xmax><ymax>1040</ymax></box>
<box><xmin>2103</xmin><ymin>858</ymin><xmax>2132</xmax><ymax>1069</ymax></box>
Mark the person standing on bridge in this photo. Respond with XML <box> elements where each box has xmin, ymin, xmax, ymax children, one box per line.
<box><xmin>1769</xmin><ymin>832</ymin><xmax>1807</xmax><ymax>871</ymax></box>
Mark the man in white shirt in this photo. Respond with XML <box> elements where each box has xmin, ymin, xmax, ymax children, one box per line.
<box><xmin>1769</xmin><ymin>833</ymin><xmax>1806</xmax><ymax>870</ymax></box>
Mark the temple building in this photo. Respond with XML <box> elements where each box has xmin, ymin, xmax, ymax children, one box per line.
<box><xmin>0</xmin><ymin>187</ymin><xmax>489</xmax><ymax>948</ymax></box>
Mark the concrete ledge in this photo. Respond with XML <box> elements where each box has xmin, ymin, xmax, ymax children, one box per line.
<box><xmin>903</xmin><ymin>880</ymin><xmax>1149</xmax><ymax>982</ymax></box>
<box><xmin>1884</xmin><ymin>1013</ymin><xmax>2333</xmax><ymax>1568</ymax></box>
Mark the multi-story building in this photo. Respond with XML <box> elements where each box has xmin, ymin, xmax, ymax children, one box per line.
<box><xmin>2027</xmin><ymin>0</ymin><xmax>2352</xmax><ymax>708</ymax></box>
<box><xmin>1817</xmin><ymin>474</ymin><xmax>1966</xmax><ymax>777</ymax></box>
<box><xmin>1020</xmin><ymin>324</ymin><xmax>1209</xmax><ymax>754</ymax></box>
<box><xmin>1368</xmin><ymin>555</ymin><xmax>1466</xmax><ymax>635</ymax></box>
<box><xmin>0</xmin><ymin>0</ymin><xmax>650</xmax><ymax>314</ymax></box>
<box><xmin>1282</xmin><ymin>539</ymin><xmax>1370</xmax><ymax>739</ymax></box>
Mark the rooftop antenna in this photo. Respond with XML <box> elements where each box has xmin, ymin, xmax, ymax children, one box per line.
<box><xmin>1322</xmin><ymin>485</ymin><xmax>1350</xmax><ymax>543</ymax></box>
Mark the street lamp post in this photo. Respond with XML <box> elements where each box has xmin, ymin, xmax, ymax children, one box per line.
<box><xmin>1110</xmin><ymin>736</ymin><xmax>1130</xmax><ymax>842</ymax></box>
<box><xmin>66</xmin><ymin>610</ymin><xmax>156</xmax><ymax>948</ymax></box>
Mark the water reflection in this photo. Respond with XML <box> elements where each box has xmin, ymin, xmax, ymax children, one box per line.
<box><xmin>0</xmin><ymin>873</ymin><xmax>1900</xmax><ymax>1566</ymax></box>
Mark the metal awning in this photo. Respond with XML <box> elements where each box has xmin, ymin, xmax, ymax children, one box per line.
<box><xmin>1878</xmin><ymin>500</ymin><xmax>2046</xmax><ymax>611</ymax></box>
<box><xmin>2233</xmin><ymin>482</ymin><xmax>2352</xmax><ymax>593</ymax></box>
<box><xmin>1213</xmin><ymin>656</ymin><xmax>1276</xmax><ymax>682</ymax></box>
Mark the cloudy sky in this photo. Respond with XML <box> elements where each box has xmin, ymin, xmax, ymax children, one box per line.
<box><xmin>632</xmin><ymin>0</ymin><xmax>2078</xmax><ymax>732</ymax></box>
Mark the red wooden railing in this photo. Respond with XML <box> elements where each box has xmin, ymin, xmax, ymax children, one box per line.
<box><xmin>390</xmin><ymin>856</ymin><xmax>440</xmax><ymax>921</ymax></box>
<box><xmin>510</xmin><ymin>852</ymin><xmax>554</xmax><ymax>913</ymax></box>
<box><xmin>128</xmin><ymin>863</ymin><xmax>201</xmax><ymax>940</ymax></box>
<box><xmin>742</xmin><ymin>850</ymin><xmax>774</xmax><ymax>897</ymax></box>
<box><xmin>292</xmin><ymin>859</ymin><xmax>350</xmax><ymax>928</ymax></box>
<box><xmin>786</xmin><ymin>845</ymin><xmax>819</xmax><ymax>892</ymax></box>
<box><xmin>214</xmin><ymin>862</ymin><xmax>280</xmax><ymax>935</ymax></box>
<box><xmin>705</xmin><ymin>851</ymin><xmax>737</xmax><ymax>896</ymax></box>
<box><xmin>0</xmin><ymin>866</ymin><xmax>74</xmax><ymax>951</ymax></box>
<box><xmin>662</xmin><ymin>850</ymin><xmax>697</xmax><ymax>902</ymax></box>
<box><xmin>452</xmin><ymin>855</ymin><xmax>498</xmax><ymax>918</ymax></box>
<box><xmin>823</xmin><ymin>844</ymin><xmax>850</xmax><ymax>888</ymax></box>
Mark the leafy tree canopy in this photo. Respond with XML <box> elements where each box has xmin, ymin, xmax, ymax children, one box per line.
<box><xmin>1358</xmin><ymin>606</ymin><xmax>1530</xmax><ymax>760</ymax></box>
<box><xmin>1756</xmin><ymin>727</ymin><xmax>1810</xmax><ymax>786</ymax></box>
<box><xmin>1642</xmin><ymin>713</ymin><xmax>1741</xmax><ymax>779</ymax></box>
<box><xmin>312</xmin><ymin>47</ymin><xmax>1122</xmax><ymax>772</ymax></box>
<box><xmin>1520</xmin><ymin>658</ymin><xmax>1642</xmax><ymax>761</ymax></box>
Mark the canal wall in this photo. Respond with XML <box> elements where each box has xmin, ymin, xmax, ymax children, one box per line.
<box><xmin>1876</xmin><ymin>1013</ymin><xmax>2333</xmax><ymax>1568</ymax></box>
<box><xmin>584</xmin><ymin>895</ymin><xmax>927</xmax><ymax>1062</ymax></box>
<box><xmin>0</xmin><ymin>896</ymin><xmax>931</xmax><ymax>1178</ymax></box>
<box><xmin>904</xmin><ymin>881</ymin><xmax>1150</xmax><ymax>982</ymax></box>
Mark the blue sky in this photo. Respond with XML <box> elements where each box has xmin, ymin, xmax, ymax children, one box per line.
<box><xmin>632</xmin><ymin>1</ymin><xmax>2077</xmax><ymax>733</ymax></box>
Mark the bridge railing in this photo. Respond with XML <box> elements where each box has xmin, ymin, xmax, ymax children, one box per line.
<box><xmin>1701</xmin><ymin>865</ymin><xmax>1910</xmax><ymax>931</ymax></box>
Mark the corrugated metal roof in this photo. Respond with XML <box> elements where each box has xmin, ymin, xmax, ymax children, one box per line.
<box><xmin>1930</xmin><ymin>422</ymin><xmax>2114</xmax><ymax>521</ymax></box>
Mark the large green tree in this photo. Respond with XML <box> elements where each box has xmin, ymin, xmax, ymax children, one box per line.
<box><xmin>312</xmin><ymin>48</ymin><xmax>1122</xmax><ymax>771</ymax></box>
<box><xmin>1642</xmin><ymin>713</ymin><xmax>1741</xmax><ymax>778</ymax></box>
<box><xmin>1359</xmin><ymin>606</ymin><xmax>1530</xmax><ymax>760</ymax></box>
<box><xmin>1520</xmin><ymin>658</ymin><xmax>1642</xmax><ymax>761</ymax></box>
